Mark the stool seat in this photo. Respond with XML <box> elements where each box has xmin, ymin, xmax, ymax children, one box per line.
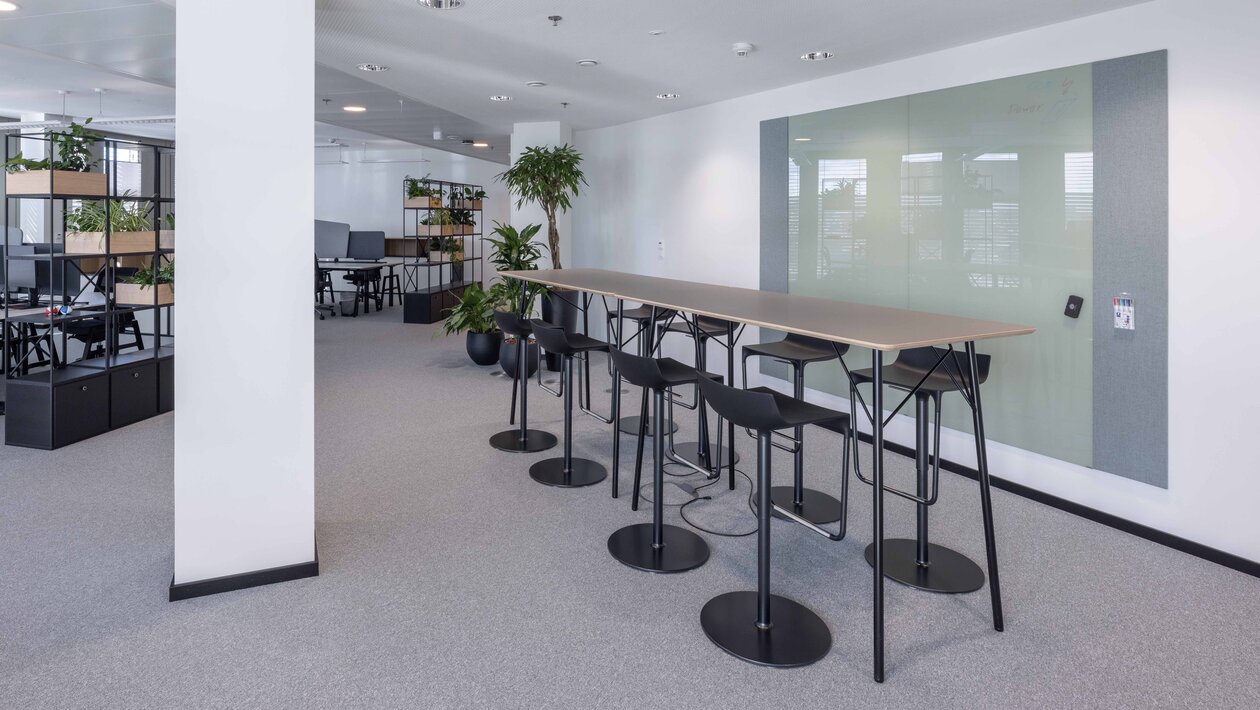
<box><xmin>745</xmin><ymin>387</ymin><xmax>850</xmax><ymax>432</ymax></box>
<box><xmin>742</xmin><ymin>333</ymin><xmax>839</xmax><ymax>366</ymax></box>
<box><xmin>612</xmin><ymin>305</ymin><xmax>676</xmax><ymax>322</ymax></box>
<box><xmin>850</xmin><ymin>346</ymin><xmax>990</xmax><ymax>395</ymax></box>
<box><xmin>612</xmin><ymin>351</ymin><xmax>717</xmax><ymax>390</ymax></box>
<box><xmin>494</xmin><ymin>311</ymin><xmax>533</xmax><ymax>338</ymax></box>
<box><xmin>531</xmin><ymin>319</ymin><xmax>609</xmax><ymax>356</ymax></box>
<box><xmin>662</xmin><ymin>316</ymin><xmax>734</xmax><ymax>339</ymax></box>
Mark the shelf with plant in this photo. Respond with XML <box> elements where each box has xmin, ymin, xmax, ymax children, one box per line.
<box><xmin>449</xmin><ymin>186</ymin><xmax>487</xmax><ymax>211</ymax></box>
<box><xmin>63</xmin><ymin>191</ymin><xmax>171</xmax><ymax>255</ymax></box>
<box><xmin>404</xmin><ymin>173</ymin><xmax>443</xmax><ymax>209</ymax></box>
<box><xmin>115</xmin><ymin>257</ymin><xmax>174</xmax><ymax>306</ymax></box>
<box><xmin>4</xmin><ymin>119</ymin><xmax>108</xmax><ymax>197</ymax></box>
<box><xmin>417</xmin><ymin>207</ymin><xmax>458</xmax><ymax>236</ymax></box>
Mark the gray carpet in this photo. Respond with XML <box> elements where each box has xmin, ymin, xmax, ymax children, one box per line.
<box><xmin>1</xmin><ymin>304</ymin><xmax>1258</xmax><ymax>709</ymax></box>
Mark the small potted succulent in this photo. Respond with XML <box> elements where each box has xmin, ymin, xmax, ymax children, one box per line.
<box><xmin>116</xmin><ymin>258</ymin><xmax>174</xmax><ymax>306</ymax></box>
<box><xmin>4</xmin><ymin>119</ymin><xmax>107</xmax><ymax>197</ymax></box>
<box><xmin>439</xmin><ymin>282</ymin><xmax>503</xmax><ymax>365</ymax></box>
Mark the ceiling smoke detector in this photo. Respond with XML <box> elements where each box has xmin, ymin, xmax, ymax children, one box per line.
<box><xmin>489</xmin><ymin>95</ymin><xmax>512</xmax><ymax>101</ymax></box>
<box><xmin>732</xmin><ymin>42</ymin><xmax>754</xmax><ymax>57</ymax></box>
<box><xmin>357</xmin><ymin>63</ymin><xmax>390</xmax><ymax>72</ymax></box>
<box><xmin>800</xmin><ymin>51</ymin><xmax>834</xmax><ymax>61</ymax></box>
<box><xmin>418</xmin><ymin>0</ymin><xmax>463</xmax><ymax>8</ymax></box>
<box><xmin>526</xmin><ymin>81</ymin><xmax>547</xmax><ymax>88</ymax></box>
<box><xmin>576</xmin><ymin>59</ymin><xmax>599</xmax><ymax>67</ymax></box>
<box><xmin>655</xmin><ymin>93</ymin><xmax>679</xmax><ymax>100</ymax></box>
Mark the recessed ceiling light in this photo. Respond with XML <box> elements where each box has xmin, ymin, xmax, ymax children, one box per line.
<box><xmin>648</xmin><ymin>30</ymin><xmax>664</xmax><ymax>36</ymax></box>
<box><xmin>472</xmin><ymin>141</ymin><xmax>490</xmax><ymax>148</ymax></box>
<box><xmin>357</xmin><ymin>63</ymin><xmax>390</xmax><ymax>72</ymax></box>
<box><xmin>801</xmin><ymin>51</ymin><xmax>834</xmax><ymax>61</ymax></box>
<box><xmin>525</xmin><ymin>81</ymin><xmax>547</xmax><ymax>88</ymax></box>
<box><xmin>794</xmin><ymin>137</ymin><xmax>812</xmax><ymax>142</ymax></box>
<box><xmin>342</xmin><ymin>105</ymin><xmax>367</xmax><ymax>112</ymax></box>
<box><xmin>0</xmin><ymin>2</ymin><xmax>19</xmax><ymax>11</ymax></box>
<box><xmin>576</xmin><ymin>59</ymin><xmax>599</xmax><ymax>67</ymax></box>
<box><xmin>489</xmin><ymin>95</ymin><xmax>512</xmax><ymax>102</ymax></box>
<box><xmin>418</xmin><ymin>0</ymin><xmax>463</xmax><ymax>8</ymax></box>
<box><xmin>655</xmin><ymin>93</ymin><xmax>679</xmax><ymax>100</ymax></box>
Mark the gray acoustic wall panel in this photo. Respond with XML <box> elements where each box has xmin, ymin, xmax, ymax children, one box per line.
<box><xmin>758</xmin><ymin>118</ymin><xmax>790</xmax><ymax>381</ymax></box>
<box><xmin>1092</xmin><ymin>50</ymin><xmax>1169</xmax><ymax>487</ymax></box>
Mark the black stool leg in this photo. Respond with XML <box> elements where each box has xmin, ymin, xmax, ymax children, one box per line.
<box><xmin>618</xmin><ymin>315</ymin><xmax>677</xmax><ymax>437</ymax></box>
<box><xmin>630</xmin><ymin>388</ymin><xmax>649</xmax><ymax>510</ymax></box>
<box><xmin>701</xmin><ymin>431</ymin><xmax>831</xmax><ymax>667</ymax></box>
<box><xmin>608</xmin><ymin>387</ymin><xmax>709</xmax><ymax>573</ymax></box>
<box><xmin>672</xmin><ymin>331</ymin><xmax>739</xmax><ymax>472</ymax></box>
<box><xmin>489</xmin><ymin>333</ymin><xmax>557</xmax><ymax>453</ymax></box>
<box><xmin>769</xmin><ymin>363</ymin><xmax>844</xmax><ymax>524</ymax></box>
<box><xmin>530</xmin><ymin>354</ymin><xmax>606</xmax><ymax>487</ymax></box>
<box><xmin>864</xmin><ymin>391</ymin><xmax>984</xmax><ymax>593</ymax></box>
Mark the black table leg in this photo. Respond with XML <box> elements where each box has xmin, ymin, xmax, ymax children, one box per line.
<box><xmin>871</xmin><ymin>352</ymin><xmax>885</xmax><ymax>683</ymax></box>
<box><xmin>611</xmin><ymin>299</ymin><xmax>623</xmax><ymax>498</ymax></box>
<box><xmin>967</xmin><ymin>340</ymin><xmax>1005</xmax><ymax>631</ymax></box>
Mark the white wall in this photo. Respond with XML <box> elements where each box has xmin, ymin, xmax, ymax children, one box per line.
<box><xmin>314</xmin><ymin>145</ymin><xmax>509</xmax><ymax>237</ymax></box>
<box><xmin>173</xmin><ymin>0</ymin><xmax>315</xmax><ymax>584</ymax></box>
<box><xmin>572</xmin><ymin>0</ymin><xmax>1260</xmax><ymax>563</ymax></box>
<box><xmin>509</xmin><ymin>122</ymin><xmax>573</xmax><ymax>269</ymax></box>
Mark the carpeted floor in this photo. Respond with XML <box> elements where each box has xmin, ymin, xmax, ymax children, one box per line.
<box><xmin>1</xmin><ymin>304</ymin><xmax>1258</xmax><ymax>709</ymax></box>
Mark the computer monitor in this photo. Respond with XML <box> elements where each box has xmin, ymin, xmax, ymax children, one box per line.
<box><xmin>347</xmin><ymin>231</ymin><xmax>385</xmax><ymax>261</ymax></box>
<box><xmin>314</xmin><ymin>219</ymin><xmax>350</xmax><ymax>259</ymax></box>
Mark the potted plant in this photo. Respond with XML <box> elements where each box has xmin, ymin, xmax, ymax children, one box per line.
<box><xmin>451</xmin><ymin>186</ymin><xmax>487</xmax><ymax>210</ymax></box>
<box><xmin>404</xmin><ymin>173</ymin><xmax>442</xmax><ymax>209</ymax></box>
<box><xmin>116</xmin><ymin>258</ymin><xmax>174</xmax><ymax>306</ymax></box>
<box><xmin>64</xmin><ymin>191</ymin><xmax>160</xmax><ymax>255</ymax></box>
<box><xmin>5</xmin><ymin>119</ymin><xmax>107</xmax><ymax>196</ymax></box>
<box><xmin>439</xmin><ymin>282</ymin><xmax>503</xmax><ymax>365</ymax></box>
<box><xmin>440</xmin><ymin>237</ymin><xmax>465</xmax><ymax>282</ymax></box>
<box><xmin>418</xmin><ymin>208</ymin><xmax>456</xmax><ymax>236</ymax></box>
<box><xmin>161</xmin><ymin>212</ymin><xmax>176</xmax><ymax>250</ymax></box>
<box><xmin>485</xmin><ymin>222</ymin><xmax>546</xmax><ymax>376</ymax></box>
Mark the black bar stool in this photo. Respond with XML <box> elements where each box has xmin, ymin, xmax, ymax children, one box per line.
<box><xmin>381</xmin><ymin>266</ymin><xmax>402</xmax><ymax>308</ymax></box>
<box><xmin>657</xmin><ymin>315</ymin><xmax>740</xmax><ymax>473</ymax></box>
<box><xmin>696</xmin><ymin>376</ymin><xmax>851</xmax><ymax>668</ymax></box>
<box><xmin>527</xmin><ymin>320</ymin><xmax>609</xmax><ymax>488</ymax></box>
<box><xmin>489</xmin><ymin>311</ymin><xmax>558</xmax><ymax>454</ymax></box>
<box><xmin>606</xmin><ymin>348</ymin><xmax>711</xmax><ymax>573</ymax></box>
<box><xmin>607</xmin><ymin>305</ymin><xmax>678</xmax><ymax>437</ymax></box>
<box><xmin>741</xmin><ymin>333</ymin><xmax>848</xmax><ymax>525</ymax></box>
<box><xmin>850</xmin><ymin>346</ymin><xmax>992</xmax><ymax>594</ymax></box>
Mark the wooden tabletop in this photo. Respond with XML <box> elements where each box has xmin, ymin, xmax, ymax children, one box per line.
<box><xmin>500</xmin><ymin>268</ymin><xmax>1035</xmax><ymax>351</ymax></box>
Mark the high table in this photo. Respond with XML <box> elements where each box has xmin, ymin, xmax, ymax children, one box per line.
<box><xmin>500</xmin><ymin>268</ymin><xmax>1034</xmax><ymax>681</ymax></box>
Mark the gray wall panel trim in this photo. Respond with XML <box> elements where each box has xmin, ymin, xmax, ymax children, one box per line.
<box><xmin>1092</xmin><ymin>50</ymin><xmax>1169</xmax><ymax>487</ymax></box>
<box><xmin>759</xmin><ymin>118</ymin><xmax>790</xmax><ymax>380</ymax></box>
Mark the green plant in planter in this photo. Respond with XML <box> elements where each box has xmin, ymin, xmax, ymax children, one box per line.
<box><xmin>4</xmin><ymin>119</ymin><xmax>102</xmax><ymax>174</ymax></box>
<box><xmin>486</xmin><ymin>221</ymin><xmax>546</xmax><ymax>310</ymax></box>
<box><xmin>165</xmin><ymin>212</ymin><xmax>175</xmax><ymax>230</ymax></box>
<box><xmin>419</xmin><ymin>208</ymin><xmax>453</xmax><ymax>226</ymax></box>
<box><xmin>130</xmin><ymin>259</ymin><xmax>174</xmax><ymax>286</ymax></box>
<box><xmin>439</xmin><ymin>282</ymin><xmax>502</xmax><ymax>337</ymax></box>
<box><xmin>65</xmin><ymin>191</ymin><xmax>154</xmax><ymax>233</ymax></box>
<box><xmin>496</xmin><ymin>143</ymin><xmax>585</xmax><ymax>269</ymax></box>
<box><xmin>405</xmin><ymin>173</ymin><xmax>439</xmax><ymax>199</ymax></box>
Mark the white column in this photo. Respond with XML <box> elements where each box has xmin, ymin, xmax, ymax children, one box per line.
<box><xmin>509</xmin><ymin>121</ymin><xmax>573</xmax><ymax>269</ymax></box>
<box><xmin>173</xmin><ymin>0</ymin><xmax>315</xmax><ymax>589</ymax></box>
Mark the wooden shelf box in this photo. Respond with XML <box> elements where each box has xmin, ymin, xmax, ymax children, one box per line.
<box><xmin>115</xmin><ymin>282</ymin><xmax>174</xmax><ymax>306</ymax></box>
<box><xmin>405</xmin><ymin>196</ymin><xmax>443</xmax><ymax>209</ymax></box>
<box><xmin>6</xmin><ymin>170</ymin><xmax>108</xmax><ymax>197</ymax></box>
<box><xmin>65</xmin><ymin>231</ymin><xmax>156</xmax><ymax>255</ymax></box>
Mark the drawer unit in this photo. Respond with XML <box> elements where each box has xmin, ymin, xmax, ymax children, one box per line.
<box><xmin>158</xmin><ymin>358</ymin><xmax>174</xmax><ymax>413</ymax></box>
<box><xmin>53</xmin><ymin>374</ymin><xmax>111</xmax><ymax>448</ymax></box>
<box><xmin>110</xmin><ymin>362</ymin><xmax>158</xmax><ymax>429</ymax></box>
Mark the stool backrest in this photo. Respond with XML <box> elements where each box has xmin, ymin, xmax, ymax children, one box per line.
<box><xmin>529</xmin><ymin>319</ymin><xmax>571</xmax><ymax>354</ymax></box>
<box><xmin>696</xmin><ymin>376</ymin><xmax>784</xmax><ymax>431</ymax></box>
<box><xmin>894</xmin><ymin>346</ymin><xmax>991</xmax><ymax>385</ymax></box>
<box><xmin>494</xmin><ymin>310</ymin><xmax>532</xmax><ymax>337</ymax></box>
<box><xmin>609</xmin><ymin>348</ymin><xmax>666</xmax><ymax>389</ymax></box>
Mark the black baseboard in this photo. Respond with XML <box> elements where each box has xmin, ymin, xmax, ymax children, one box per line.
<box><xmin>853</xmin><ymin>432</ymin><xmax>1260</xmax><ymax>580</ymax></box>
<box><xmin>169</xmin><ymin>556</ymin><xmax>319</xmax><ymax>602</ymax></box>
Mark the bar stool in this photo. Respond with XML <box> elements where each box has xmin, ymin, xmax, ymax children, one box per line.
<box><xmin>381</xmin><ymin>266</ymin><xmax>402</xmax><ymax>308</ymax></box>
<box><xmin>489</xmin><ymin>311</ymin><xmax>558</xmax><ymax>454</ymax></box>
<box><xmin>696</xmin><ymin>376</ymin><xmax>852</xmax><ymax>668</ymax></box>
<box><xmin>656</xmin><ymin>315</ymin><xmax>740</xmax><ymax>472</ymax></box>
<box><xmin>607</xmin><ymin>305</ymin><xmax>678</xmax><ymax>437</ymax></box>
<box><xmin>527</xmin><ymin>320</ymin><xmax>609</xmax><ymax>488</ymax></box>
<box><xmin>850</xmin><ymin>346</ymin><xmax>991</xmax><ymax>594</ymax></box>
<box><xmin>741</xmin><ymin>333</ymin><xmax>848</xmax><ymax>525</ymax></box>
<box><xmin>606</xmin><ymin>349</ymin><xmax>711</xmax><ymax>573</ymax></box>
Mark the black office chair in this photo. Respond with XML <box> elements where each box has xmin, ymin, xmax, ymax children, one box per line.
<box><xmin>526</xmin><ymin>319</ymin><xmax>609</xmax><ymax>488</ymax></box>
<box><xmin>695</xmin><ymin>375</ymin><xmax>851</xmax><ymax>668</ymax></box>
<box><xmin>64</xmin><ymin>313</ymin><xmax>145</xmax><ymax>361</ymax></box>
<box><xmin>606</xmin><ymin>348</ymin><xmax>711</xmax><ymax>573</ymax></box>
<box><xmin>849</xmin><ymin>346</ymin><xmax>992</xmax><ymax>594</ymax></box>
<box><xmin>314</xmin><ymin>256</ymin><xmax>335</xmax><ymax>320</ymax></box>
<box><xmin>741</xmin><ymin>333</ymin><xmax>848</xmax><ymax>525</ymax></box>
<box><xmin>489</xmin><ymin>311</ymin><xmax>557</xmax><ymax>453</ymax></box>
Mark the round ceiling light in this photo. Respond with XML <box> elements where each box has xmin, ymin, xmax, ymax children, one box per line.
<box><xmin>525</xmin><ymin>81</ymin><xmax>547</xmax><ymax>88</ymax></box>
<box><xmin>418</xmin><ymin>0</ymin><xmax>463</xmax><ymax>8</ymax></box>
<box><xmin>357</xmin><ymin>63</ymin><xmax>390</xmax><ymax>72</ymax></box>
<box><xmin>655</xmin><ymin>93</ymin><xmax>679</xmax><ymax>100</ymax></box>
<box><xmin>0</xmin><ymin>2</ymin><xmax>19</xmax><ymax>11</ymax></box>
<box><xmin>342</xmin><ymin>105</ymin><xmax>367</xmax><ymax>112</ymax></box>
<box><xmin>489</xmin><ymin>95</ymin><xmax>512</xmax><ymax>102</ymax></box>
<box><xmin>576</xmin><ymin>59</ymin><xmax>599</xmax><ymax>67</ymax></box>
<box><xmin>800</xmin><ymin>51</ymin><xmax>834</xmax><ymax>61</ymax></box>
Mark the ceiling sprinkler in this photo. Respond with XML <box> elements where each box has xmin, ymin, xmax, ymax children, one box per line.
<box><xmin>548</xmin><ymin>15</ymin><xmax>562</xmax><ymax>27</ymax></box>
<box><xmin>732</xmin><ymin>42</ymin><xmax>754</xmax><ymax>58</ymax></box>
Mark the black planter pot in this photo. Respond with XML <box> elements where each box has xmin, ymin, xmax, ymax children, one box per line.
<box><xmin>499</xmin><ymin>339</ymin><xmax>539</xmax><ymax>379</ymax></box>
<box><xmin>466</xmin><ymin>331</ymin><xmax>503</xmax><ymax>366</ymax></box>
<box><xmin>541</xmin><ymin>288</ymin><xmax>581</xmax><ymax>372</ymax></box>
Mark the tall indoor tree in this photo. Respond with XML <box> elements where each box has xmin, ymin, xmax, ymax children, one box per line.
<box><xmin>496</xmin><ymin>144</ymin><xmax>586</xmax><ymax>270</ymax></box>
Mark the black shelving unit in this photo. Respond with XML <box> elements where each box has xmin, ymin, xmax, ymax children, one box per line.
<box><xmin>400</xmin><ymin>178</ymin><xmax>484</xmax><ymax>324</ymax></box>
<box><xmin>3</xmin><ymin>131</ymin><xmax>175</xmax><ymax>449</ymax></box>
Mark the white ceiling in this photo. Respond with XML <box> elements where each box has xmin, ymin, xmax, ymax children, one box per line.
<box><xmin>1</xmin><ymin>0</ymin><xmax>1152</xmax><ymax>160</ymax></box>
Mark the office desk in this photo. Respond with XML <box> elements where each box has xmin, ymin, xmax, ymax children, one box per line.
<box><xmin>317</xmin><ymin>259</ymin><xmax>404</xmax><ymax>315</ymax></box>
<box><xmin>501</xmin><ymin>268</ymin><xmax>1034</xmax><ymax>681</ymax></box>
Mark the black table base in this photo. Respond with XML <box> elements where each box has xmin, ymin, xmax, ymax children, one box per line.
<box><xmin>864</xmin><ymin>539</ymin><xmax>985</xmax><ymax>594</ymax></box>
<box><xmin>489</xmin><ymin>429</ymin><xmax>557</xmax><ymax>454</ymax></box>
<box><xmin>529</xmin><ymin>457</ymin><xmax>606</xmax><ymax>488</ymax></box>
<box><xmin>701</xmin><ymin>591</ymin><xmax>832</xmax><ymax>668</ymax></box>
<box><xmin>607</xmin><ymin>522</ymin><xmax>709</xmax><ymax>573</ymax></box>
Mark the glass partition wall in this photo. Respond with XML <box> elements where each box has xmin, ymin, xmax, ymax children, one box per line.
<box><xmin>788</xmin><ymin>63</ymin><xmax>1093</xmax><ymax>467</ymax></box>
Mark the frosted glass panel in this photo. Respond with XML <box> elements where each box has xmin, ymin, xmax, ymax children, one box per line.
<box><xmin>787</xmin><ymin>63</ymin><xmax>1093</xmax><ymax>467</ymax></box>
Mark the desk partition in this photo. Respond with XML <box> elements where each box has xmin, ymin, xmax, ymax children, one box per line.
<box><xmin>761</xmin><ymin>51</ymin><xmax>1168</xmax><ymax>487</ymax></box>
